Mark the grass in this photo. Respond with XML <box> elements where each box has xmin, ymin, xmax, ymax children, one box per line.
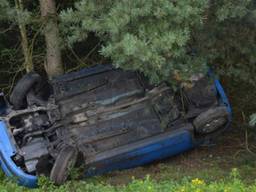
<box><xmin>0</xmin><ymin>167</ymin><xmax>256</xmax><ymax>192</ymax></box>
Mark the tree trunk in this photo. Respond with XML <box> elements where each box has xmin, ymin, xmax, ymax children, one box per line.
<box><xmin>39</xmin><ymin>0</ymin><xmax>64</xmax><ymax>79</ymax></box>
<box><xmin>15</xmin><ymin>0</ymin><xmax>33</xmax><ymax>73</ymax></box>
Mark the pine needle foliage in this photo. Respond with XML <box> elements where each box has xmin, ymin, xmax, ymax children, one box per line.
<box><xmin>60</xmin><ymin>0</ymin><xmax>256</xmax><ymax>85</ymax></box>
<box><xmin>60</xmin><ymin>0</ymin><xmax>209</xmax><ymax>84</ymax></box>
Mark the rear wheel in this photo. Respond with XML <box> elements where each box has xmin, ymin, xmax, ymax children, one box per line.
<box><xmin>193</xmin><ymin>106</ymin><xmax>228</xmax><ymax>135</ymax></box>
<box><xmin>50</xmin><ymin>146</ymin><xmax>78</xmax><ymax>185</ymax></box>
<box><xmin>10</xmin><ymin>72</ymin><xmax>42</xmax><ymax>109</ymax></box>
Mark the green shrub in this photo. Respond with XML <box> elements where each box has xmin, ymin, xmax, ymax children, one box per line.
<box><xmin>194</xmin><ymin>0</ymin><xmax>256</xmax><ymax>86</ymax></box>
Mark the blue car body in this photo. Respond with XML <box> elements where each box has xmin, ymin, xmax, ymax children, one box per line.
<box><xmin>0</xmin><ymin>67</ymin><xmax>231</xmax><ymax>188</ymax></box>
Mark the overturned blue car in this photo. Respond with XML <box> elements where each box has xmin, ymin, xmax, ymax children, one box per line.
<box><xmin>0</xmin><ymin>65</ymin><xmax>231</xmax><ymax>187</ymax></box>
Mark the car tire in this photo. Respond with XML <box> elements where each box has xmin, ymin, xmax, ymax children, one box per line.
<box><xmin>10</xmin><ymin>72</ymin><xmax>42</xmax><ymax>109</ymax></box>
<box><xmin>193</xmin><ymin>106</ymin><xmax>228</xmax><ymax>135</ymax></box>
<box><xmin>50</xmin><ymin>146</ymin><xmax>78</xmax><ymax>185</ymax></box>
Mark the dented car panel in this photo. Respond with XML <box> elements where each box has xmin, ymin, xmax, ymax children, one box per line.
<box><xmin>0</xmin><ymin>65</ymin><xmax>232</xmax><ymax>187</ymax></box>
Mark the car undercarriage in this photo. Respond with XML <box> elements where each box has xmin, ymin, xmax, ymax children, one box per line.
<box><xmin>0</xmin><ymin>65</ymin><xmax>231</xmax><ymax>187</ymax></box>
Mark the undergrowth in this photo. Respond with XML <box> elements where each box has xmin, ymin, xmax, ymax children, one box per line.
<box><xmin>0</xmin><ymin>169</ymin><xmax>256</xmax><ymax>192</ymax></box>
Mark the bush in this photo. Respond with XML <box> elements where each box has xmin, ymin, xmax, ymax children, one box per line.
<box><xmin>194</xmin><ymin>0</ymin><xmax>256</xmax><ymax>86</ymax></box>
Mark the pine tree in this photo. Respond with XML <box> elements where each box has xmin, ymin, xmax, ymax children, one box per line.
<box><xmin>60</xmin><ymin>0</ymin><xmax>256</xmax><ymax>85</ymax></box>
<box><xmin>60</xmin><ymin>0</ymin><xmax>209</xmax><ymax>84</ymax></box>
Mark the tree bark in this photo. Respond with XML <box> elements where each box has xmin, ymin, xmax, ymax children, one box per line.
<box><xmin>39</xmin><ymin>0</ymin><xmax>64</xmax><ymax>79</ymax></box>
<box><xmin>15</xmin><ymin>0</ymin><xmax>33</xmax><ymax>73</ymax></box>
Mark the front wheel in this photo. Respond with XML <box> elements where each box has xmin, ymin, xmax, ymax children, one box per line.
<box><xmin>50</xmin><ymin>146</ymin><xmax>78</xmax><ymax>185</ymax></box>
